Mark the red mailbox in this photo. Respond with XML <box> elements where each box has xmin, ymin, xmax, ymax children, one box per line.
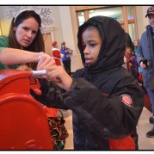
<box><xmin>0</xmin><ymin>69</ymin><xmax>53</xmax><ymax>150</ymax></box>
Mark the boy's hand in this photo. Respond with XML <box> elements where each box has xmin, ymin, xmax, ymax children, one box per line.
<box><xmin>37</xmin><ymin>54</ymin><xmax>56</xmax><ymax>78</ymax></box>
<box><xmin>46</xmin><ymin>65</ymin><xmax>73</xmax><ymax>91</ymax></box>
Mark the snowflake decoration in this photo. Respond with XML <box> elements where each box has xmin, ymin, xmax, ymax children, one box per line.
<box><xmin>5</xmin><ymin>6</ymin><xmax>54</xmax><ymax>27</ymax></box>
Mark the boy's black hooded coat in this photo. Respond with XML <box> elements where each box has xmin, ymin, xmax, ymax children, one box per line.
<box><xmin>68</xmin><ymin>16</ymin><xmax>143</xmax><ymax>150</ymax></box>
<box><xmin>34</xmin><ymin>16</ymin><xmax>144</xmax><ymax>150</ymax></box>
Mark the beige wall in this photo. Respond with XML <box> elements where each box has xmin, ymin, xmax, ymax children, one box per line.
<box><xmin>49</xmin><ymin>6</ymin><xmax>63</xmax><ymax>49</ymax></box>
<box><xmin>0</xmin><ymin>5</ymin><xmax>12</xmax><ymax>36</ymax></box>
<box><xmin>136</xmin><ymin>6</ymin><xmax>150</xmax><ymax>39</ymax></box>
<box><xmin>58</xmin><ymin>6</ymin><xmax>83</xmax><ymax>72</ymax></box>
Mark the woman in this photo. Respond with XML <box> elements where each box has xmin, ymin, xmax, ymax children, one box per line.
<box><xmin>0</xmin><ymin>10</ymin><xmax>47</xmax><ymax>69</ymax></box>
<box><xmin>0</xmin><ymin>10</ymin><xmax>61</xmax><ymax>119</ymax></box>
<box><xmin>0</xmin><ymin>10</ymin><xmax>68</xmax><ymax>149</ymax></box>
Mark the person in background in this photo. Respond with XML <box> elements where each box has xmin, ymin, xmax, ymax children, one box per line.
<box><xmin>60</xmin><ymin>41</ymin><xmax>72</xmax><ymax>75</ymax></box>
<box><xmin>124</xmin><ymin>47</ymin><xmax>131</xmax><ymax>71</ymax></box>
<box><xmin>40</xmin><ymin>16</ymin><xmax>144</xmax><ymax>150</ymax></box>
<box><xmin>124</xmin><ymin>33</ymin><xmax>139</xmax><ymax>80</ymax></box>
<box><xmin>136</xmin><ymin>6</ymin><xmax>154</xmax><ymax>138</ymax></box>
<box><xmin>51</xmin><ymin>41</ymin><xmax>62</xmax><ymax>66</ymax></box>
<box><xmin>122</xmin><ymin>55</ymin><xmax>129</xmax><ymax>71</ymax></box>
<box><xmin>133</xmin><ymin>40</ymin><xmax>139</xmax><ymax>56</ymax></box>
<box><xmin>125</xmin><ymin>47</ymin><xmax>138</xmax><ymax>80</ymax></box>
<box><xmin>125</xmin><ymin>32</ymin><xmax>134</xmax><ymax>52</ymax></box>
<box><xmin>133</xmin><ymin>40</ymin><xmax>143</xmax><ymax>87</ymax></box>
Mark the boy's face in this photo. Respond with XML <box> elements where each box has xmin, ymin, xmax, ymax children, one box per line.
<box><xmin>82</xmin><ymin>26</ymin><xmax>102</xmax><ymax>66</ymax></box>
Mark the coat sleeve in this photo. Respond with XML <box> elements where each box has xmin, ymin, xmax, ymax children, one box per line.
<box><xmin>0</xmin><ymin>36</ymin><xmax>9</xmax><ymax>52</ymax></box>
<box><xmin>63</xmin><ymin>77</ymin><xmax>144</xmax><ymax>139</ymax></box>
<box><xmin>136</xmin><ymin>34</ymin><xmax>144</xmax><ymax>64</ymax></box>
<box><xmin>31</xmin><ymin>78</ymin><xmax>68</xmax><ymax>110</ymax></box>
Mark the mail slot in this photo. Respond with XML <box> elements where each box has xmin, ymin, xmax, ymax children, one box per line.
<box><xmin>0</xmin><ymin>69</ymin><xmax>53</xmax><ymax>150</ymax></box>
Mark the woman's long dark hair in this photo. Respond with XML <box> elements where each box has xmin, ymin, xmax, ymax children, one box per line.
<box><xmin>8</xmin><ymin>10</ymin><xmax>45</xmax><ymax>69</ymax></box>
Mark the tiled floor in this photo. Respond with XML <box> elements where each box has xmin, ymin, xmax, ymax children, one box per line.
<box><xmin>63</xmin><ymin>107</ymin><xmax>154</xmax><ymax>150</ymax></box>
<box><xmin>62</xmin><ymin>110</ymin><xmax>73</xmax><ymax>150</ymax></box>
<box><xmin>137</xmin><ymin>107</ymin><xmax>154</xmax><ymax>150</ymax></box>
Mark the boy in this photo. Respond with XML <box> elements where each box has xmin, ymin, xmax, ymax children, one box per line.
<box><xmin>40</xmin><ymin>16</ymin><xmax>144</xmax><ymax>150</ymax></box>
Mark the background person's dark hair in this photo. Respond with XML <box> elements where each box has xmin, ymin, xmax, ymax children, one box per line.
<box><xmin>125</xmin><ymin>32</ymin><xmax>134</xmax><ymax>51</ymax></box>
<box><xmin>61</xmin><ymin>42</ymin><xmax>66</xmax><ymax>49</ymax></box>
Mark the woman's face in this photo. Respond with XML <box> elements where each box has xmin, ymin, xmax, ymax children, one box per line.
<box><xmin>82</xmin><ymin>26</ymin><xmax>102</xmax><ymax>66</ymax></box>
<box><xmin>14</xmin><ymin>17</ymin><xmax>39</xmax><ymax>47</ymax></box>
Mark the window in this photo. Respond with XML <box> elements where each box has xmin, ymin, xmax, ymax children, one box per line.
<box><xmin>75</xmin><ymin>6</ymin><xmax>138</xmax><ymax>42</ymax></box>
<box><xmin>89</xmin><ymin>7</ymin><xmax>123</xmax><ymax>21</ymax></box>
<box><xmin>77</xmin><ymin>11</ymin><xmax>85</xmax><ymax>26</ymax></box>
